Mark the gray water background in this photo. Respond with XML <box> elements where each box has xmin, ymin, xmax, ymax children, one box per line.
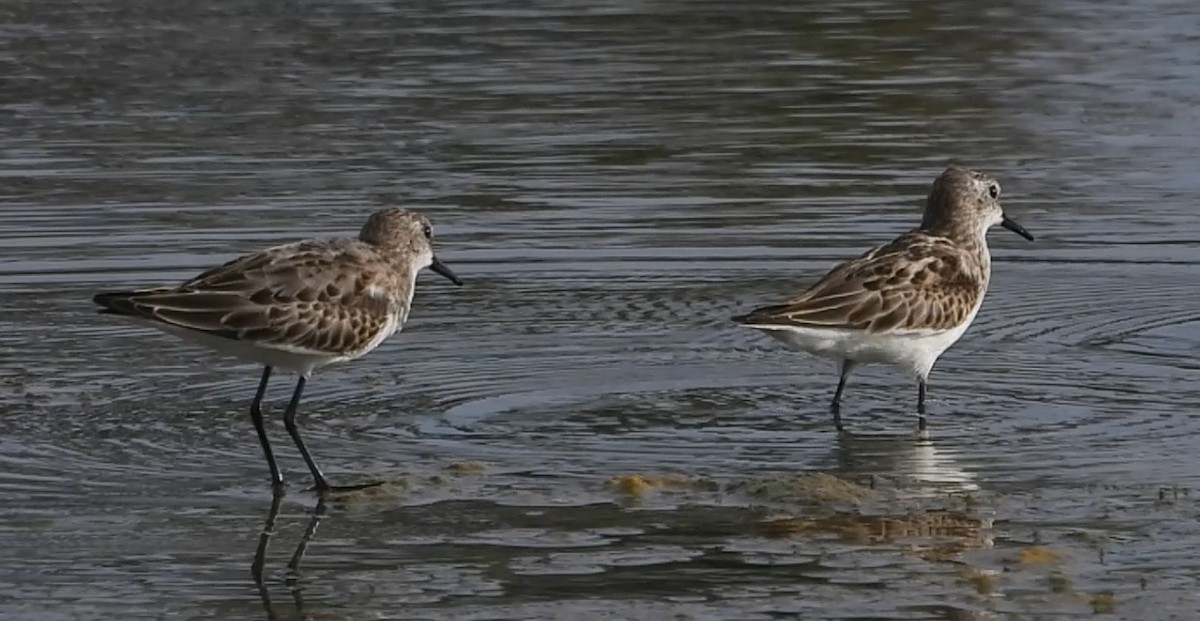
<box><xmin>2</xmin><ymin>1</ymin><xmax>1200</xmax><ymax>619</ymax></box>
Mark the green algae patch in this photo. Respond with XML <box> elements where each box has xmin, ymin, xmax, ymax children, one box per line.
<box><xmin>1091</xmin><ymin>591</ymin><xmax>1115</xmax><ymax>614</ymax></box>
<box><xmin>444</xmin><ymin>461</ymin><xmax>488</xmax><ymax>476</ymax></box>
<box><xmin>960</xmin><ymin>567</ymin><xmax>997</xmax><ymax>595</ymax></box>
<box><xmin>607</xmin><ymin>473</ymin><xmax>717</xmax><ymax>499</ymax></box>
<box><xmin>1017</xmin><ymin>545</ymin><xmax>1064</xmax><ymax>565</ymax></box>
<box><xmin>729</xmin><ymin>472</ymin><xmax>876</xmax><ymax>507</ymax></box>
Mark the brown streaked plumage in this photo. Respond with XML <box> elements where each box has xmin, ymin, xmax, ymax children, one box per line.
<box><xmin>733</xmin><ymin>166</ymin><xmax>1034</xmax><ymax>433</ymax></box>
<box><xmin>735</xmin><ymin>233</ymin><xmax>986</xmax><ymax>334</ymax></box>
<box><xmin>93</xmin><ymin>208</ymin><xmax>462</xmax><ymax>493</ymax></box>
<box><xmin>99</xmin><ymin>239</ymin><xmax>417</xmax><ymax>361</ymax></box>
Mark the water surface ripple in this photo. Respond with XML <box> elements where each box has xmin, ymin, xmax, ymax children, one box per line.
<box><xmin>2</xmin><ymin>0</ymin><xmax>1199</xmax><ymax>619</ymax></box>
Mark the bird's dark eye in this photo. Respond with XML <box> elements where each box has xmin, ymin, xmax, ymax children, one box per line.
<box><xmin>422</xmin><ymin>225</ymin><xmax>432</xmax><ymax>239</ymax></box>
<box><xmin>988</xmin><ymin>184</ymin><xmax>1000</xmax><ymax>199</ymax></box>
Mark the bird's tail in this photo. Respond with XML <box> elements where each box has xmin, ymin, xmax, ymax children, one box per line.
<box><xmin>93</xmin><ymin>291</ymin><xmax>143</xmax><ymax>316</ymax></box>
<box><xmin>731</xmin><ymin>303</ymin><xmax>793</xmax><ymax>327</ymax></box>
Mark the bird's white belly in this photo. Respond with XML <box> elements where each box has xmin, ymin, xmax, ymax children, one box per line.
<box><xmin>748</xmin><ymin>302</ymin><xmax>981</xmax><ymax>379</ymax></box>
<box><xmin>122</xmin><ymin>304</ymin><xmax>408</xmax><ymax>377</ymax></box>
<box><xmin>153</xmin><ymin>323</ymin><xmax>344</xmax><ymax>376</ymax></box>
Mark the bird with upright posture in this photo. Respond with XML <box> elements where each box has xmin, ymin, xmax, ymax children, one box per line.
<box><xmin>94</xmin><ymin>208</ymin><xmax>462</xmax><ymax>492</ymax></box>
<box><xmin>733</xmin><ymin>166</ymin><xmax>1034</xmax><ymax>433</ymax></box>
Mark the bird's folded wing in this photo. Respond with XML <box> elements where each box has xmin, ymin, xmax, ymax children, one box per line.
<box><xmin>120</xmin><ymin>242</ymin><xmax>395</xmax><ymax>354</ymax></box>
<box><xmin>736</xmin><ymin>245</ymin><xmax>981</xmax><ymax>334</ymax></box>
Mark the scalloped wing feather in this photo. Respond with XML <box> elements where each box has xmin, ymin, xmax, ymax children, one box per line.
<box><xmin>116</xmin><ymin>240</ymin><xmax>401</xmax><ymax>355</ymax></box>
<box><xmin>737</xmin><ymin>234</ymin><xmax>985</xmax><ymax>334</ymax></box>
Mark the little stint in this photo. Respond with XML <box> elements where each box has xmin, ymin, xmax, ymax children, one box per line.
<box><xmin>733</xmin><ymin>167</ymin><xmax>1033</xmax><ymax>433</ymax></box>
<box><xmin>94</xmin><ymin>208</ymin><xmax>462</xmax><ymax>492</ymax></box>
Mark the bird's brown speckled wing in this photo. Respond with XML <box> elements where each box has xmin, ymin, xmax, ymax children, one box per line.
<box><xmin>105</xmin><ymin>240</ymin><xmax>401</xmax><ymax>355</ymax></box>
<box><xmin>736</xmin><ymin>234</ymin><xmax>986</xmax><ymax>333</ymax></box>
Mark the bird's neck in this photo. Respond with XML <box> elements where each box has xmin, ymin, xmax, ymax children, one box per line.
<box><xmin>918</xmin><ymin>225</ymin><xmax>993</xmax><ymax>284</ymax></box>
<box><xmin>396</xmin><ymin>266</ymin><xmax>422</xmax><ymax>324</ymax></box>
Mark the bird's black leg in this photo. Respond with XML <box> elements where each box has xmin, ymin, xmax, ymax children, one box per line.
<box><xmin>917</xmin><ymin>379</ymin><xmax>928</xmax><ymax>433</ymax></box>
<box><xmin>283</xmin><ymin>376</ymin><xmax>384</xmax><ymax>494</ymax></box>
<box><xmin>281</xmin><ymin>377</ymin><xmax>331</xmax><ymax>493</ymax></box>
<box><xmin>251</xmin><ymin>366</ymin><xmax>284</xmax><ymax>490</ymax></box>
<box><xmin>831</xmin><ymin>361</ymin><xmax>854</xmax><ymax>433</ymax></box>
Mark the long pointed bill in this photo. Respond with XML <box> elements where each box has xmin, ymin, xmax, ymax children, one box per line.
<box><xmin>1001</xmin><ymin>215</ymin><xmax>1035</xmax><ymax>241</ymax></box>
<box><xmin>430</xmin><ymin>256</ymin><xmax>463</xmax><ymax>285</ymax></box>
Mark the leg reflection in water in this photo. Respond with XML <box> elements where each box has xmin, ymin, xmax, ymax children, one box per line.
<box><xmin>252</xmin><ymin>492</ymin><xmax>328</xmax><ymax>620</ymax></box>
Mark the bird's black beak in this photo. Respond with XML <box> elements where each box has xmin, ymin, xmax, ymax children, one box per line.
<box><xmin>430</xmin><ymin>257</ymin><xmax>463</xmax><ymax>286</ymax></box>
<box><xmin>1001</xmin><ymin>215</ymin><xmax>1035</xmax><ymax>241</ymax></box>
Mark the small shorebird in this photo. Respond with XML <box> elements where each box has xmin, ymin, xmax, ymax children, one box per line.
<box><xmin>94</xmin><ymin>208</ymin><xmax>462</xmax><ymax>492</ymax></box>
<box><xmin>733</xmin><ymin>166</ymin><xmax>1033</xmax><ymax>432</ymax></box>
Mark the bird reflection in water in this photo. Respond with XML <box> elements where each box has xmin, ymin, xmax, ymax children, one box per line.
<box><xmin>829</xmin><ymin>430</ymin><xmax>978</xmax><ymax>492</ymax></box>
<box><xmin>252</xmin><ymin>493</ymin><xmax>327</xmax><ymax>620</ymax></box>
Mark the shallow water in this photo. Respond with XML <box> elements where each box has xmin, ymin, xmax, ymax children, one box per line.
<box><xmin>2</xmin><ymin>0</ymin><xmax>1200</xmax><ymax>619</ymax></box>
